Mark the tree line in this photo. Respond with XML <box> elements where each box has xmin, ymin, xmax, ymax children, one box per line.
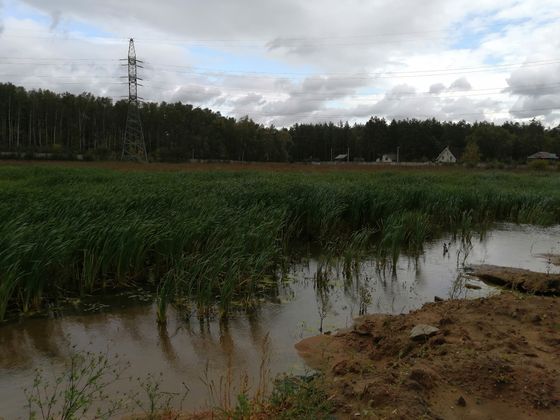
<box><xmin>1</xmin><ymin>82</ymin><xmax>559</xmax><ymax>163</ymax></box>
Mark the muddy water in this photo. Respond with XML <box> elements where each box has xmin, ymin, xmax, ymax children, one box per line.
<box><xmin>1</xmin><ymin>224</ymin><xmax>559</xmax><ymax>418</ymax></box>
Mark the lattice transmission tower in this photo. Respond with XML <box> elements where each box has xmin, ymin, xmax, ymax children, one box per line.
<box><xmin>122</xmin><ymin>38</ymin><xmax>148</xmax><ymax>162</ymax></box>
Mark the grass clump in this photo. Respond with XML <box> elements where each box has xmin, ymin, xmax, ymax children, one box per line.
<box><xmin>0</xmin><ymin>166</ymin><xmax>559</xmax><ymax>320</ymax></box>
<box><xmin>219</xmin><ymin>374</ymin><xmax>333</xmax><ymax>420</ymax></box>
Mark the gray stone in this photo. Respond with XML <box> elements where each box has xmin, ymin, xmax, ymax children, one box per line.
<box><xmin>410</xmin><ymin>324</ymin><xmax>439</xmax><ymax>341</ymax></box>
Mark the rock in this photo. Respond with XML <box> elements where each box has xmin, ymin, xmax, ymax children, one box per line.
<box><xmin>410</xmin><ymin>324</ymin><xmax>439</xmax><ymax>341</ymax></box>
<box><xmin>457</xmin><ymin>396</ymin><xmax>467</xmax><ymax>407</ymax></box>
<box><xmin>434</xmin><ymin>296</ymin><xmax>444</xmax><ymax>302</ymax></box>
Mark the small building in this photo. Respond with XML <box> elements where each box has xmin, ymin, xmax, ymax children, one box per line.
<box><xmin>334</xmin><ymin>154</ymin><xmax>348</xmax><ymax>162</ymax></box>
<box><xmin>381</xmin><ymin>153</ymin><xmax>397</xmax><ymax>163</ymax></box>
<box><xmin>436</xmin><ymin>146</ymin><xmax>457</xmax><ymax>164</ymax></box>
<box><xmin>527</xmin><ymin>152</ymin><xmax>559</xmax><ymax>161</ymax></box>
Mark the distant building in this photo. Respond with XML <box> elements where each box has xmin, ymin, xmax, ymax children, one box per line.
<box><xmin>436</xmin><ymin>146</ymin><xmax>457</xmax><ymax>164</ymax></box>
<box><xmin>381</xmin><ymin>153</ymin><xmax>397</xmax><ymax>163</ymax></box>
<box><xmin>527</xmin><ymin>151</ymin><xmax>559</xmax><ymax>161</ymax></box>
<box><xmin>334</xmin><ymin>154</ymin><xmax>348</xmax><ymax>162</ymax></box>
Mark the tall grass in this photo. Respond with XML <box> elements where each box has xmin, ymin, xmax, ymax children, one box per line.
<box><xmin>0</xmin><ymin>166</ymin><xmax>559</xmax><ymax>320</ymax></box>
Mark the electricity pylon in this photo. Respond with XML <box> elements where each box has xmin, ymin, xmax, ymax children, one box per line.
<box><xmin>122</xmin><ymin>38</ymin><xmax>148</xmax><ymax>162</ymax></box>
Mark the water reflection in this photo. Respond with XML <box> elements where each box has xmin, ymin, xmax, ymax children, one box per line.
<box><xmin>0</xmin><ymin>223</ymin><xmax>559</xmax><ymax>418</ymax></box>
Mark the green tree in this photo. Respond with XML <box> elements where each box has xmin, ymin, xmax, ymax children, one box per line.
<box><xmin>461</xmin><ymin>141</ymin><xmax>480</xmax><ymax>165</ymax></box>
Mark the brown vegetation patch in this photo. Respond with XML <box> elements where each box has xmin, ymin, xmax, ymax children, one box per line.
<box><xmin>0</xmin><ymin>159</ymin><xmax>483</xmax><ymax>174</ymax></box>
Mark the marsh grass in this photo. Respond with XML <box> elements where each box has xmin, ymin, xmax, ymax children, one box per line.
<box><xmin>1</xmin><ymin>166</ymin><xmax>559</xmax><ymax>320</ymax></box>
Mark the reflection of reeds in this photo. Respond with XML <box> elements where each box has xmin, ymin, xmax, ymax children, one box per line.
<box><xmin>1</xmin><ymin>166</ymin><xmax>559</xmax><ymax>320</ymax></box>
<box><xmin>200</xmin><ymin>334</ymin><xmax>271</xmax><ymax>413</ymax></box>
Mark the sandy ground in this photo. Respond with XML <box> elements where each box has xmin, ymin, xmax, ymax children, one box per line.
<box><xmin>470</xmin><ymin>265</ymin><xmax>560</xmax><ymax>294</ymax></box>
<box><xmin>296</xmin><ymin>292</ymin><xmax>560</xmax><ymax>419</ymax></box>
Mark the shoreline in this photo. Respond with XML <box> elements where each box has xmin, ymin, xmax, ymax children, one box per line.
<box><xmin>295</xmin><ymin>291</ymin><xmax>560</xmax><ymax>419</ymax></box>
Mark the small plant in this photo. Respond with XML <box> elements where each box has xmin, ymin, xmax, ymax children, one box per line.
<box><xmin>129</xmin><ymin>373</ymin><xmax>189</xmax><ymax>419</ymax></box>
<box><xmin>24</xmin><ymin>350</ymin><xmax>128</xmax><ymax>420</ymax></box>
<box><xmin>266</xmin><ymin>374</ymin><xmax>333</xmax><ymax>419</ymax></box>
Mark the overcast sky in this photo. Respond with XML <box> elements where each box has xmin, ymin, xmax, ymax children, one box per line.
<box><xmin>1</xmin><ymin>0</ymin><xmax>559</xmax><ymax>126</ymax></box>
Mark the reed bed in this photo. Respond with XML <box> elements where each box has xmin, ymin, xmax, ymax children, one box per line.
<box><xmin>0</xmin><ymin>166</ymin><xmax>559</xmax><ymax>320</ymax></box>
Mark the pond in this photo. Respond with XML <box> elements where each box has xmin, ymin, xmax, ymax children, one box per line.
<box><xmin>1</xmin><ymin>224</ymin><xmax>559</xmax><ymax>418</ymax></box>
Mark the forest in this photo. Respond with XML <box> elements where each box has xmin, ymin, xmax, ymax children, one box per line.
<box><xmin>1</xmin><ymin>82</ymin><xmax>559</xmax><ymax>163</ymax></box>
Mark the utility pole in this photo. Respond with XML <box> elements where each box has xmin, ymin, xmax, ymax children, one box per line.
<box><xmin>121</xmin><ymin>38</ymin><xmax>148</xmax><ymax>162</ymax></box>
<box><xmin>397</xmin><ymin>146</ymin><xmax>400</xmax><ymax>164</ymax></box>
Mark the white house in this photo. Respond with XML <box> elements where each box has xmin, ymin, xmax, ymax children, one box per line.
<box><xmin>527</xmin><ymin>151</ymin><xmax>559</xmax><ymax>161</ymax></box>
<box><xmin>381</xmin><ymin>153</ymin><xmax>397</xmax><ymax>163</ymax></box>
<box><xmin>436</xmin><ymin>146</ymin><xmax>457</xmax><ymax>164</ymax></box>
<box><xmin>334</xmin><ymin>154</ymin><xmax>348</xmax><ymax>162</ymax></box>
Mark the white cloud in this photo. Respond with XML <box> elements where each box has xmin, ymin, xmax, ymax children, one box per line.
<box><xmin>449</xmin><ymin>77</ymin><xmax>472</xmax><ymax>92</ymax></box>
<box><xmin>0</xmin><ymin>0</ymin><xmax>557</xmax><ymax>126</ymax></box>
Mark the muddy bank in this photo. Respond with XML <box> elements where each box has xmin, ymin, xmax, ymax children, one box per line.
<box><xmin>538</xmin><ymin>254</ymin><xmax>560</xmax><ymax>267</ymax></box>
<box><xmin>470</xmin><ymin>264</ymin><xmax>560</xmax><ymax>294</ymax></box>
<box><xmin>296</xmin><ymin>292</ymin><xmax>560</xmax><ymax>419</ymax></box>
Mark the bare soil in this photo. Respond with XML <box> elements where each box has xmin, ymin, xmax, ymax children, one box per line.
<box><xmin>538</xmin><ymin>254</ymin><xmax>560</xmax><ymax>267</ymax></box>
<box><xmin>471</xmin><ymin>265</ymin><xmax>560</xmax><ymax>295</ymax></box>
<box><xmin>296</xmin><ymin>292</ymin><xmax>560</xmax><ymax>419</ymax></box>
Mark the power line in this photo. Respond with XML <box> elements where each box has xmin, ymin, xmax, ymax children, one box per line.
<box><xmin>0</xmin><ymin>57</ymin><xmax>560</xmax><ymax>81</ymax></box>
<box><xmin>2</xmin><ymin>72</ymin><xmax>559</xmax><ymax>102</ymax></box>
<box><xmin>2</xmin><ymin>18</ymin><xmax>557</xmax><ymax>47</ymax></box>
<box><xmin>141</xmin><ymin>83</ymin><xmax>560</xmax><ymax>104</ymax></box>
<box><xmin>244</xmin><ymin>106</ymin><xmax>560</xmax><ymax>120</ymax></box>
<box><xmin>7</xmin><ymin>56</ymin><xmax>559</xmax><ymax>74</ymax></box>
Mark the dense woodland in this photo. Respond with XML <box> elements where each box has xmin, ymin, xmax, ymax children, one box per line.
<box><xmin>1</xmin><ymin>82</ymin><xmax>559</xmax><ymax>163</ymax></box>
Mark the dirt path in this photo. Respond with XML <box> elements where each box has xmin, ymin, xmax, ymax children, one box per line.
<box><xmin>296</xmin><ymin>292</ymin><xmax>560</xmax><ymax>419</ymax></box>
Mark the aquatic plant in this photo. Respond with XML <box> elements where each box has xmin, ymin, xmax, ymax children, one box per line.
<box><xmin>0</xmin><ymin>166</ymin><xmax>559</xmax><ymax>320</ymax></box>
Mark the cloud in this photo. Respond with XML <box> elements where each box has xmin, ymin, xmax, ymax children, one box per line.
<box><xmin>506</xmin><ymin>64</ymin><xmax>560</xmax><ymax>97</ymax></box>
<box><xmin>0</xmin><ymin>0</ymin><xmax>558</xmax><ymax>126</ymax></box>
<box><xmin>49</xmin><ymin>9</ymin><xmax>61</xmax><ymax>31</ymax></box>
<box><xmin>0</xmin><ymin>0</ymin><xmax>4</xmax><ymax>36</ymax></box>
<box><xmin>449</xmin><ymin>77</ymin><xmax>472</xmax><ymax>91</ymax></box>
<box><xmin>232</xmin><ymin>93</ymin><xmax>265</xmax><ymax>107</ymax></box>
<box><xmin>505</xmin><ymin>64</ymin><xmax>560</xmax><ymax>122</ymax></box>
<box><xmin>170</xmin><ymin>85</ymin><xmax>222</xmax><ymax>104</ymax></box>
<box><xmin>429</xmin><ymin>83</ymin><xmax>446</xmax><ymax>94</ymax></box>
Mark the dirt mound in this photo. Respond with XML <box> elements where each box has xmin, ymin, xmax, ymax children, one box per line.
<box><xmin>296</xmin><ymin>293</ymin><xmax>560</xmax><ymax>419</ymax></box>
<box><xmin>471</xmin><ymin>265</ymin><xmax>560</xmax><ymax>295</ymax></box>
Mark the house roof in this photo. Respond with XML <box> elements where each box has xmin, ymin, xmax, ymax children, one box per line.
<box><xmin>528</xmin><ymin>151</ymin><xmax>559</xmax><ymax>160</ymax></box>
<box><xmin>383</xmin><ymin>153</ymin><xmax>397</xmax><ymax>160</ymax></box>
<box><xmin>334</xmin><ymin>154</ymin><xmax>348</xmax><ymax>160</ymax></box>
<box><xmin>436</xmin><ymin>146</ymin><xmax>457</xmax><ymax>160</ymax></box>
